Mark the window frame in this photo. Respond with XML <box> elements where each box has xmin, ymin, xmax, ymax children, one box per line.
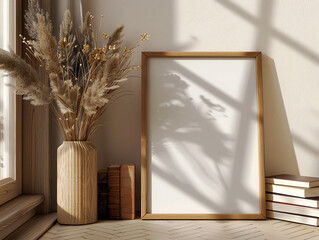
<box><xmin>0</xmin><ymin>0</ymin><xmax>22</xmax><ymax>206</ymax></box>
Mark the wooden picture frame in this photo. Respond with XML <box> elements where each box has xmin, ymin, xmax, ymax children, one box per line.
<box><xmin>141</xmin><ymin>52</ymin><xmax>265</xmax><ymax>220</ymax></box>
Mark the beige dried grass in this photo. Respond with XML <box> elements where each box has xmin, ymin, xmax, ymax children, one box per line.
<box><xmin>0</xmin><ymin>0</ymin><xmax>150</xmax><ymax>140</ymax></box>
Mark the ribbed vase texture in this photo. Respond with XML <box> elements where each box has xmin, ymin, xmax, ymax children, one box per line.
<box><xmin>57</xmin><ymin>141</ymin><xmax>97</xmax><ymax>225</ymax></box>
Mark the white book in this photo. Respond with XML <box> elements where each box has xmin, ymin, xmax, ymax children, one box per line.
<box><xmin>266</xmin><ymin>193</ymin><xmax>319</xmax><ymax>208</ymax></box>
<box><xmin>267</xmin><ymin>201</ymin><xmax>319</xmax><ymax>218</ymax></box>
<box><xmin>266</xmin><ymin>184</ymin><xmax>319</xmax><ymax>198</ymax></box>
<box><xmin>267</xmin><ymin>210</ymin><xmax>319</xmax><ymax>226</ymax></box>
<box><xmin>266</xmin><ymin>174</ymin><xmax>319</xmax><ymax>188</ymax></box>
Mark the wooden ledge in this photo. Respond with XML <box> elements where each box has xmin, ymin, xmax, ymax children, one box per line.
<box><xmin>5</xmin><ymin>213</ymin><xmax>56</xmax><ymax>240</ymax></box>
<box><xmin>0</xmin><ymin>195</ymin><xmax>43</xmax><ymax>238</ymax></box>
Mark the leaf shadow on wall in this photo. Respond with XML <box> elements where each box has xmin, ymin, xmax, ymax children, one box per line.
<box><xmin>148</xmin><ymin>66</ymin><xmax>260</xmax><ymax>213</ymax></box>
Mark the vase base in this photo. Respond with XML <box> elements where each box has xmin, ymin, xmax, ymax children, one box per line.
<box><xmin>57</xmin><ymin>141</ymin><xmax>98</xmax><ymax>225</ymax></box>
<box><xmin>57</xmin><ymin>218</ymin><xmax>97</xmax><ymax>225</ymax></box>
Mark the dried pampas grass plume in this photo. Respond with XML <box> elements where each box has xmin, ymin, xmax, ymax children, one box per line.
<box><xmin>60</xmin><ymin>10</ymin><xmax>73</xmax><ymax>40</ymax></box>
<box><xmin>24</xmin><ymin>0</ymin><xmax>46</xmax><ymax>39</ymax></box>
<box><xmin>107</xmin><ymin>25</ymin><xmax>124</xmax><ymax>54</ymax></box>
<box><xmin>0</xmin><ymin>48</ymin><xmax>50</xmax><ymax>105</ymax></box>
<box><xmin>79</xmin><ymin>11</ymin><xmax>94</xmax><ymax>48</ymax></box>
<box><xmin>33</xmin><ymin>14</ymin><xmax>59</xmax><ymax>74</ymax></box>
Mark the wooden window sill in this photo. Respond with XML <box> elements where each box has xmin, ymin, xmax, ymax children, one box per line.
<box><xmin>0</xmin><ymin>195</ymin><xmax>43</xmax><ymax>238</ymax></box>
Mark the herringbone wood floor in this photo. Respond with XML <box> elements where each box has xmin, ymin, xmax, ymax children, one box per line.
<box><xmin>41</xmin><ymin>219</ymin><xmax>319</xmax><ymax>240</ymax></box>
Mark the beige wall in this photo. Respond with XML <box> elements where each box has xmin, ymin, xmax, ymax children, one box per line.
<box><xmin>51</xmin><ymin>0</ymin><xmax>319</xmax><ymax>211</ymax></box>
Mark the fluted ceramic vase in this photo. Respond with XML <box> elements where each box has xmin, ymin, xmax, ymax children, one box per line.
<box><xmin>57</xmin><ymin>141</ymin><xmax>97</xmax><ymax>225</ymax></box>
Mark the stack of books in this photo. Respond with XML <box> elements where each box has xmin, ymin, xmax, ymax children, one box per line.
<box><xmin>266</xmin><ymin>174</ymin><xmax>319</xmax><ymax>226</ymax></box>
<box><xmin>98</xmin><ymin>165</ymin><xmax>136</xmax><ymax>220</ymax></box>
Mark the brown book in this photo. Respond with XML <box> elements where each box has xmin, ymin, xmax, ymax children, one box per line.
<box><xmin>107</xmin><ymin>165</ymin><xmax>120</xmax><ymax>219</ymax></box>
<box><xmin>108</xmin><ymin>195</ymin><xmax>120</xmax><ymax>204</ymax></box>
<box><xmin>108</xmin><ymin>204</ymin><xmax>120</xmax><ymax>219</ymax></box>
<box><xmin>98</xmin><ymin>169</ymin><xmax>108</xmax><ymax>193</ymax></box>
<box><xmin>266</xmin><ymin>174</ymin><xmax>319</xmax><ymax>188</ymax></box>
<box><xmin>120</xmin><ymin>165</ymin><xmax>135</xmax><ymax>220</ymax></box>
<box><xmin>98</xmin><ymin>169</ymin><xmax>108</xmax><ymax>219</ymax></box>
<box><xmin>108</xmin><ymin>210</ymin><xmax>120</xmax><ymax>218</ymax></box>
<box><xmin>98</xmin><ymin>169</ymin><xmax>108</xmax><ymax>182</ymax></box>
<box><xmin>98</xmin><ymin>193</ymin><xmax>108</xmax><ymax>219</ymax></box>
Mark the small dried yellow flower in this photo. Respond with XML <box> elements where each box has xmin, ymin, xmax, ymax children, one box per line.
<box><xmin>129</xmin><ymin>65</ymin><xmax>140</xmax><ymax>70</ymax></box>
<box><xmin>82</xmin><ymin>44</ymin><xmax>90</xmax><ymax>54</ymax></box>
<box><xmin>140</xmin><ymin>33</ymin><xmax>151</xmax><ymax>41</ymax></box>
<box><xmin>123</xmin><ymin>48</ymin><xmax>136</xmax><ymax>58</ymax></box>
<box><xmin>58</xmin><ymin>40</ymin><xmax>65</xmax><ymax>49</ymax></box>
<box><xmin>108</xmin><ymin>44</ymin><xmax>116</xmax><ymax>50</ymax></box>
<box><xmin>58</xmin><ymin>37</ymin><xmax>69</xmax><ymax>49</ymax></box>
<box><xmin>88</xmin><ymin>48</ymin><xmax>104</xmax><ymax>63</ymax></box>
<box><xmin>102</xmin><ymin>32</ymin><xmax>108</xmax><ymax>40</ymax></box>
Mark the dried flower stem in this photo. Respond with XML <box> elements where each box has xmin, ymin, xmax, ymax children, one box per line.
<box><xmin>76</xmin><ymin>61</ymin><xmax>97</xmax><ymax>120</ymax></box>
<box><xmin>49</xmin><ymin>104</ymin><xmax>67</xmax><ymax>139</ymax></box>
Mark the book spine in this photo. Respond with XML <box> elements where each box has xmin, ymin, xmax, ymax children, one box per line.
<box><xmin>267</xmin><ymin>202</ymin><xmax>319</xmax><ymax>218</ymax></box>
<box><xmin>266</xmin><ymin>184</ymin><xmax>305</xmax><ymax>198</ymax></box>
<box><xmin>266</xmin><ymin>193</ymin><xmax>319</xmax><ymax>208</ymax></box>
<box><xmin>107</xmin><ymin>166</ymin><xmax>120</xmax><ymax>220</ymax></box>
<box><xmin>120</xmin><ymin>165</ymin><xmax>135</xmax><ymax>220</ymax></box>
<box><xmin>267</xmin><ymin>210</ymin><xmax>318</xmax><ymax>226</ymax></box>
<box><xmin>98</xmin><ymin>170</ymin><xmax>108</xmax><ymax>219</ymax></box>
<box><xmin>266</xmin><ymin>179</ymin><xmax>309</xmax><ymax>188</ymax></box>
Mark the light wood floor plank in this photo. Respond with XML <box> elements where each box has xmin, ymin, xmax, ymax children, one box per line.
<box><xmin>41</xmin><ymin>219</ymin><xmax>319</xmax><ymax>240</ymax></box>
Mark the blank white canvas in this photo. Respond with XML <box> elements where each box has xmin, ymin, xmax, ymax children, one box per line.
<box><xmin>147</xmin><ymin>57</ymin><xmax>260</xmax><ymax>214</ymax></box>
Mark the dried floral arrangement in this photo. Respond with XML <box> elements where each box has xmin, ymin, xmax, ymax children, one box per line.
<box><xmin>0</xmin><ymin>0</ymin><xmax>150</xmax><ymax>141</ymax></box>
